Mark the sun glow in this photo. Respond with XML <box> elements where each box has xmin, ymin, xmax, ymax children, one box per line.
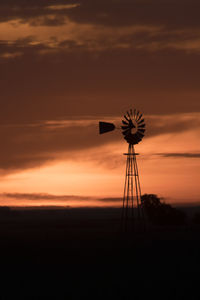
<box><xmin>0</xmin><ymin>117</ymin><xmax>199</xmax><ymax>207</ymax></box>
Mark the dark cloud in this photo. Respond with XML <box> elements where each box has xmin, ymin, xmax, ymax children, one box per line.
<box><xmin>0</xmin><ymin>113</ymin><xmax>198</xmax><ymax>172</ymax></box>
<box><xmin>0</xmin><ymin>38</ymin><xmax>49</xmax><ymax>60</ymax></box>
<box><xmin>0</xmin><ymin>1</ymin><xmax>199</xmax><ymax>126</ymax></box>
<box><xmin>1</xmin><ymin>45</ymin><xmax>200</xmax><ymax>126</ymax></box>
<box><xmin>0</xmin><ymin>120</ymin><xmax>121</xmax><ymax>171</ymax></box>
<box><xmin>2</xmin><ymin>192</ymin><xmax>91</xmax><ymax>201</ymax></box>
<box><xmin>98</xmin><ymin>197</ymin><xmax>121</xmax><ymax>202</ymax></box>
<box><xmin>157</xmin><ymin>152</ymin><xmax>200</xmax><ymax>158</ymax></box>
<box><xmin>64</xmin><ymin>0</ymin><xmax>200</xmax><ymax>31</ymax></box>
<box><xmin>0</xmin><ymin>1</ymin><xmax>76</xmax><ymax>24</ymax></box>
<box><xmin>1</xmin><ymin>192</ymin><xmax>121</xmax><ymax>203</ymax></box>
<box><xmin>146</xmin><ymin>114</ymin><xmax>200</xmax><ymax>137</ymax></box>
<box><xmin>0</xmin><ymin>0</ymin><xmax>199</xmax><ymax>30</ymax></box>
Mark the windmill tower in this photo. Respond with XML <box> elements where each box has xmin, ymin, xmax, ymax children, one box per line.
<box><xmin>99</xmin><ymin>109</ymin><xmax>145</xmax><ymax>232</ymax></box>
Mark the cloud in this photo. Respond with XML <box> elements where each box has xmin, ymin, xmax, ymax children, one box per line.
<box><xmin>0</xmin><ymin>1</ymin><xmax>200</xmax><ymax>127</ymax></box>
<box><xmin>4</xmin><ymin>0</ymin><xmax>193</xmax><ymax>31</ymax></box>
<box><xmin>0</xmin><ymin>1</ymin><xmax>77</xmax><ymax>24</ymax></box>
<box><xmin>0</xmin><ymin>113</ymin><xmax>199</xmax><ymax>173</ymax></box>
<box><xmin>0</xmin><ymin>42</ymin><xmax>200</xmax><ymax>126</ymax></box>
<box><xmin>1</xmin><ymin>0</ymin><xmax>200</xmax><ymax>55</ymax></box>
<box><xmin>98</xmin><ymin>197</ymin><xmax>121</xmax><ymax>203</ymax></box>
<box><xmin>1</xmin><ymin>192</ymin><xmax>121</xmax><ymax>204</ymax></box>
<box><xmin>47</xmin><ymin>4</ymin><xmax>80</xmax><ymax>11</ymax></box>
<box><xmin>0</xmin><ymin>51</ymin><xmax>23</xmax><ymax>59</ymax></box>
<box><xmin>2</xmin><ymin>192</ymin><xmax>91</xmax><ymax>201</ymax></box>
<box><xmin>0</xmin><ymin>18</ymin><xmax>163</xmax><ymax>52</ymax></box>
<box><xmin>0</xmin><ymin>118</ymin><xmax>121</xmax><ymax>172</ymax></box>
<box><xmin>146</xmin><ymin>113</ymin><xmax>200</xmax><ymax>137</ymax></box>
<box><xmin>157</xmin><ymin>152</ymin><xmax>200</xmax><ymax>158</ymax></box>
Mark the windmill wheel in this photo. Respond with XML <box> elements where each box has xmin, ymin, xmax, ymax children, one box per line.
<box><xmin>121</xmin><ymin>109</ymin><xmax>145</xmax><ymax>145</ymax></box>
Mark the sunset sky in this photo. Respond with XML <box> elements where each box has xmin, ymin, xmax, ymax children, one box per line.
<box><xmin>0</xmin><ymin>0</ymin><xmax>200</xmax><ymax>207</ymax></box>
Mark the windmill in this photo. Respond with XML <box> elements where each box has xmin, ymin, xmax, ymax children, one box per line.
<box><xmin>99</xmin><ymin>109</ymin><xmax>146</xmax><ymax>231</ymax></box>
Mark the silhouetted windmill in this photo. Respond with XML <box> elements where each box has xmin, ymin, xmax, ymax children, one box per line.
<box><xmin>99</xmin><ymin>109</ymin><xmax>145</xmax><ymax>231</ymax></box>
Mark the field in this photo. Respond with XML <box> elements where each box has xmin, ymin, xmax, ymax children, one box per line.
<box><xmin>0</xmin><ymin>206</ymin><xmax>200</xmax><ymax>299</ymax></box>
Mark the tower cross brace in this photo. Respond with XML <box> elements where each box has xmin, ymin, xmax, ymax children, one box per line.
<box><xmin>121</xmin><ymin>144</ymin><xmax>144</xmax><ymax>231</ymax></box>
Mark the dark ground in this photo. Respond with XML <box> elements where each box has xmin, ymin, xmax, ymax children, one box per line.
<box><xmin>0</xmin><ymin>206</ymin><xmax>200</xmax><ymax>299</ymax></box>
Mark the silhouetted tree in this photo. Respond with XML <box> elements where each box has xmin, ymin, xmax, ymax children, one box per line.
<box><xmin>141</xmin><ymin>194</ymin><xmax>186</xmax><ymax>226</ymax></box>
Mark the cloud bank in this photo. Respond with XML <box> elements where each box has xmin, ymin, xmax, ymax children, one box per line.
<box><xmin>0</xmin><ymin>0</ymin><xmax>199</xmax><ymax>176</ymax></box>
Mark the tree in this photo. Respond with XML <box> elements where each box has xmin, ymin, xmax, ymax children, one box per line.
<box><xmin>141</xmin><ymin>194</ymin><xmax>186</xmax><ymax>226</ymax></box>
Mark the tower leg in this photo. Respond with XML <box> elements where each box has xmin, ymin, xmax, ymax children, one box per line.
<box><xmin>121</xmin><ymin>145</ymin><xmax>145</xmax><ymax>232</ymax></box>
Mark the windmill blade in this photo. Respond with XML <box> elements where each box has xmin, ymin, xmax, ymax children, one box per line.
<box><xmin>121</xmin><ymin>125</ymin><xmax>129</xmax><ymax>130</ymax></box>
<box><xmin>130</xmin><ymin>109</ymin><xmax>133</xmax><ymax>117</ymax></box>
<box><xmin>99</xmin><ymin>122</ymin><xmax>116</xmax><ymax>134</ymax></box>
<box><xmin>137</xmin><ymin>128</ymin><xmax>145</xmax><ymax>134</ymax></box>
<box><xmin>138</xmin><ymin>118</ymin><xmax>145</xmax><ymax>125</ymax></box>
<box><xmin>136</xmin><ymin>131</ymin><xmax>144</xmax><ymax>138</ymax></box>
<box><xmin>138</xmin><ymin>123</ymin><xmax>145</xmax><ymax>128</ymax></box>
<box><xmin>122</xmin><ymin>120</ymin><xmax>129</xmax><ymax>125</ymax></box>
<box><xmin>126</xmin><ymin>111</ymin><xmax>131</xmax><ymax>121</ymax></box>
<box><xmin>122</xmin><ymin>128</ymin><xmax>131</xmax><ymax>136</ymax></box>
<box><xmin>137</xmin><ymin>113</ymin><xmax>143</xmax><ymax>122</ymax></box>
<box><xmin>134</xmin><ymin>133</ymin><xmax>143</xmax><ymax>140</ymax></box>
<box><xmin>136</xmin><ymin>111</ymin><xmax>140</xmax><ymax>120</ymax></box>
<box><xmin>124</xmin><ymin>136</ymin><xmax>137</xmax><ymax>144</ymax></box>
<box><xmin>135</xmin><ymin>138</ymin><xmax>142</xmax><ymax>144</ymax></box>
<box><xmin>130</xmin><ymin>121</ymin><xmax>136</xmax><ymax>128</ymax></box>
<box><xmin>124</xmin><ymin>114</ymin><xmax>130</xmax><ymax>122</ymax></box>
<box><xmin>132</xmin><ymin>137</ymin><xmax>141</xmax><ymax>144</ymax></box>
<box><xmin>134</xmin><ymin>109</ymin><xmax>137</xmax><ymax>119</ymax></box>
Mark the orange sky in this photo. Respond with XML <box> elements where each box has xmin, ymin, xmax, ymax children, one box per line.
<box><xmin>0</xmin><ymin>1</ymin><xmax>199</xmax><ymax>206</ymax></box>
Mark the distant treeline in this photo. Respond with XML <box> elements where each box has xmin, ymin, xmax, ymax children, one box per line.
<box><xmin>0</xmin><ymin>196</ymin><xmax>200</xmax><ymax>226</ymax></box>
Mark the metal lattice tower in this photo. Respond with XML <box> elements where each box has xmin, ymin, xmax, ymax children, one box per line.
<box><xmin>121</xmin><ymin>144</ymin><xmax>144</xmax><ymax>232</ymax></box>
<box><xmin>99</xmin><ymin>108</ymin><xmax>146</xmax><ymax>232</ymax></box>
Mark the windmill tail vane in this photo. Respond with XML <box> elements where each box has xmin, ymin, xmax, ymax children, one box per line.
<box><xmin>99</xmin><ymin>109</ymin><xmax>146</xmax><ymax>232</ymax></box>
<box><xmin>99</xmin><ymin>122</ymin><xmax>116</xmax><ymax>134</ymax></box>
